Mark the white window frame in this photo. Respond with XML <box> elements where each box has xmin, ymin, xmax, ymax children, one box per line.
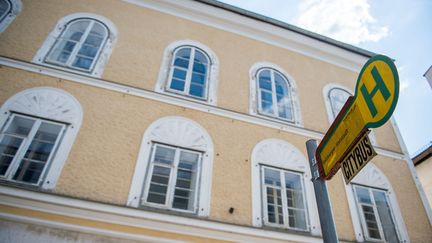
<box><xmin>251</xmin><ymin>139</ymin><xmax>320</xmax><ymax>236</ymax></box>
<box><xmin>141</xmin><ymin>143</ymin><xmax>202</xmax><ymax>214</ymax></box>
<box><xmin>0</xmin><ymin>0</ymin><xmax>21</xmax><ymax>33</ymax></box>
<box><xmin>323</xmin><ymin>83</ymin><xmax>377</xmax><ymax>145</ymax></box>
<box><xmin>344</xmin><ymin>163</ymin><xmax>409</xmax><ymax>242</ymax></box>
<box><xmin>33</xmin><ymin>12</ymin><xmax>118</xmax><ymax>78</ymax></box>
<box><xmin>261</xmin><ymin>165</ymin><xmax>309</xmax><ymax>231</ymax></box>
<box><xmin>0</xmin><ymin>113</ymin><xmax>66</xmax><ymax>186</ymax></box>
<box><xmin>0</xmin><ymin>87</ymin><xmax>83</xmax><ymax>190</ymax></box>
<box><xmin>155</xmin><ymin>40</ymin><xmax>219</xmax><ymax>105</ymax></box>
<box><xmin>127</xmin><ymin>116</ymin><xmax>213</xmax><ymax>217</ymax></box>
<box><xmin>249</xmin><ymin>62</ymin><xmax>302</xmax><ymax>126</ymax></box>
<box><xmin>165</xmin><ymin>46</ymin><xmax>210</xmax><ymax>100</ymax></box>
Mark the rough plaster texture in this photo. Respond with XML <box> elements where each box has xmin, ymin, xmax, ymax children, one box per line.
<box><xmin>0</xmin><ymin>0</ymin><xmax>401</xmax><ymax>152</ymax></box>
<box><xmin>1</xmin><ymin>67</ymin><xmax>431</xmax><ymax>241</ymax></box>
<box><xmin>416</xmin><ymin>157</ymin><xmax>432</xmax><ymax>210</ymax></box>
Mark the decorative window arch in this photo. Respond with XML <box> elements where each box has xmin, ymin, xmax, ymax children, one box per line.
<box><xmin>0</xmin><ymin>0</ymin><xmax>21</xmax><ymax>33</ymax></box>
<box><xmin>33</xmin><ymin>13</ymin><xmax>118</xmax><ymax>77</ymax></box>
<box><xmin>127</xmin><ymin>116</ymin><xmax>214</xmax><ymax>216</ymax></box>
<box><xmin>345</xmin><ymin>163</ymin><xmax>408</xmax><ymax>242</ymax></box>
<box><xmin>323</xmin><ymin>83</ymin><xmax>377</xmax><ymax>145</ymax></box>
<box><xmin>0</xmin><ymin>87</ymin><xmax>82</xmax><ymax>189</ymax></box>
<box><xmin>155</xmin><ymin>40</ymin><xmax>219</xmax><ymax>105</ymax></box>
<box><xmin>251</xmin><ymin>139</ymin><xmax>320</xmax><ymax>235</ymax></box>
<box><xmin>250</xmin><ymin>62</ymin><xmax>302</xmax><ymax>126</ymax></box>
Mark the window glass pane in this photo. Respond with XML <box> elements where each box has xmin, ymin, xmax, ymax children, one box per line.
<box><xmin>173</xmin><ymin>58</ymin><xmax>189</xmax><ymax>69</ymax></box>
<box><xmin>13</xmin><ymin>122</ymin><xmax>62</xmax><ymax>184</ymax></box>
<box><xmin>355</xmin><ymin>186</ymin><xmax>372</xmax><ymax>204</ymax></box>
<box><xmin>170</xmin><ymin>79</ymin><xmax>185</xmax><ymax>92</ymax></box>
<box><xmin>266</xmin><ymin>187</ymin><xmax>284</xmax><ymax>224</ymax></box>
<box><xmin>329</xmin><ymin>88</ymin><xmax>351</xmax><ymax>118</ymax></box>
<box><xmin>259</xmin><ymin>70</ymin><xmax>272</xmax><ymax>91</ymax></box>
<box><xmin>264</xmin><ymin>168</ymin><xmax>281</xmax><ymax>186</ymax></box>
<box><xmin>285</xmin><ymin>172</ymin><xmax>304</xmax><ymax>209</ymax></box>
<box><xmin>194</xmin><ymin>50</ymin><xmax>208</xmax><ymax>65</ymax></box>
<box><xmin>78</xmin><ymin>44</ymin><xmax>99</xmax><ymax>58</ymax></box>
<box><xmin>147</xmin><ymin>165</ymin><xmax>170</xmax><ymax>205</ymax></box>
<box><xmin>5</xmin><ymin>116</ymin><xmax>35</xmax><ymax>136</ymax></box>
<box><xmin>72</xmin><ymin>56</ymin><xmax>93</xmax><ymax>70</ymax></box>
<box><xmin>173</xmin><ymin>69</ymin><xmax>187</xmax><ymax>81</ymax></box>
<box><xmin>288</xmin><ymin>209</ymin><xmax>307</xmax><ymax>230</ymax></box>
<box><xmin>0</xmin><ymin>136</ymin><xmax>23</xmax><ymax>175</ymax></box>
<box><xmin>64</xmin><ymin>20</ymin><xmax>90</xmax><ymax>41</ymax></box>
<box><xmin>362</xmin><ymin>205</ymin><xmax>382</xmax><ymax>239</ymax></box>
<box><xmin>192</xmin><ymin>62</ymin><xmax>207</xmax><ymax>74</ymax></box>
<box><xmin>173</xmin><ymin>151</ymin><xmax>199</xmax><ymax>211</ymax></box>
<box><xmin>189</xmin><ymin>84</ymin><xmax>204</xmax><ymax>98</ymax></box>
<box><xmin>154</xmin><ymin>146</ymin><xmax>175</xmax><ymax>165</ymax></box>
<box><xmin>176</xmin><ymin>48</ymin><xmax>191</xmax><ymax>59</ymax></box>
<box><xmin>191</xmin><ymin>73</ymin><xmax>206</xmax><ymax>85</ymax></box>
<box><xmin>373</xmin><ymin>190</ymin><xmax>399</xmax><ymax>242</ymax></box>
<box><xmin>274</xmin><ymin>73</ymin><xmax>288</xmax><ymax>95</ymax></box>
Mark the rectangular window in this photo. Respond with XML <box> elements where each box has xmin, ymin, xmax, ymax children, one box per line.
<box><xmin>261</xmin><ymin>166</ymin><xmax>308</xmax><ymax>231</ymax></box>
<box><xmin>0</xmin><ymin>113</ymin><xmax>65</xmax><ymax>185</ymax></box>
<box><xmin>142</xmin><ymin>144</ymin><xmax>201</xmax><ymax>213</ymax></box>
<box><xmin>353</xmin><ymin>185</ymin><xmax>400</xmax><ymax>242</ymax></box>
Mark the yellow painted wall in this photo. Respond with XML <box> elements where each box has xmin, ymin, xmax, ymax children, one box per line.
<box><xmin>0</xmin><ymin>0</ymin><xmax>401</xmax><ymax>152</ymax></box>
<box><xmin>1</xmin><ymin>65</ymin><xmax>431</xmax><ymax>241</ymax></box>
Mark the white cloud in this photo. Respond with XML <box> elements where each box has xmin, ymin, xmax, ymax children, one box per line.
<box><xmin>294</xmin><ymin>0</ymin><xmax>389</xmax><ymax>45</ymax></box>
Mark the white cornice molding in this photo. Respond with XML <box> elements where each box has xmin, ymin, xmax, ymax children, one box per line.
<box><xmin>0</xmin><ymin>57</ymin><xmax>404</xmax><ymax>161</ymax></box>
<box><xmin>0</xmin><ymin>186</ymin><xmax>322</xmax><ymax>242</ymax></box>
<box><xmin>125</xmin><ymin>0</ymin><xmax>369</xmax><ymax>72</ymax></box>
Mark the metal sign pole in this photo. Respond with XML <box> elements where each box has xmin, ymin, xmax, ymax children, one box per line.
<box><xmin>306</xmin><ymin>139</ymin><xmax>339</xmax><ymax>243</ymax></box>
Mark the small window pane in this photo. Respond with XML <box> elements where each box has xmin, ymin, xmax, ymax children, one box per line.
<box><xmin>355</xmin><ymin>187</ymin><xmax>372</xmax><ymax>204</ymax></box>
<box><xmin>0</xmin><ymin>136</ymin><xmax>23</xmax><ymax>175</ymax></box>
<box><xmin>72</xmin><ymin>56</ymin><xmax>93</xmax><ymax>70</ymax></box>
<box><xmin>264</xmin><ymin>168</ymin><xmax>281</xmax><ymax>186</ymax></box>
<box><xmin>173</xmin><ymin>57</ymin><xmax>189</xmax><ymax>69</ymax></box>
<box><xmin>288</xmin><ymin>209</ymin><xmax>307</xmax><ymax>230</ymax></box>
<box><xmin>173</xmin><ymin>69</ymin><xmax>187</xmax><ymax>81</ymax></box>
<box><xmin>194</xmin><ymin>50</ymin><xmax>208</xmax><ymax>64</ymax></box>
<box><xmin>192</xmin><ymin>62</ymin><xmax>207</xmax><ymax>74</ymax></box>
<box><xmin>154</xmin><ymin>146</ymin><xmax>175</xmax><ymax>165</ymax></box>
<box><xmin>6</xmin><ymin>116</ymin><xmax>35</xmax><ymax>136</ymax></box>
<box><xmin>362</xmin><ymin>205</ymin><xmax>381</xmax><ymax>239</ymax></box>
<box><xmin>12</xmin><ymin>160</ymin><xmax>45</xmax><ymax>184</ymax></box>
<box><xmin>64</xmin><ymin>20</ymin><xmax>89</xmax><ymax>41</ymax></box>
<box><xmin>78</xmin><ymin>45</ymin><xmax>99</xmax><ymax>58</ymax></box>
<box><xmin>191</xmin><ymin>73</ymin><xmax>206</xmax><ymax>85</ymax></box>
<box><xmin>176</xmin><ymin>48</ymin><xmax>191</xmax><ymax>59</ymax></box>
<box><xmin>329</xmin><ymin>88</ymin><xmax>351</xmax><ymax>118</ymax></box>
<box><xmin>189</xmin><ymin>84</ymin><xmax>204</xmax><ymax>98</ymax></box>
<box><xmin>170</xmin><ymin>79</ymin><xmax>185</xmax><ymax>92</ymax></box>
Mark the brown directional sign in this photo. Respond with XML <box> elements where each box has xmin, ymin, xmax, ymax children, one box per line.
<box><xmin>341</xmin><ymin>131</ymin><xmax>377</xmax><ymax>184</ymax></box>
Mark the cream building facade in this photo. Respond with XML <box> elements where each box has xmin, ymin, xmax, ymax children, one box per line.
<box><xmin>0</xmin><ymin>0</ymin><xmax>431</xmax><ymax>242</ymax></box>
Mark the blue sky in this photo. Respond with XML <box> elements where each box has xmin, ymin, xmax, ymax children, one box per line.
<box><xmin>219</xmin><ymin>0</ymin><xmax>432</xmax><ymax>156</ymax></box>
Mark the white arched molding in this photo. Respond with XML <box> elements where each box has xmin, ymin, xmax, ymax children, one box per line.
<box><xmin>32</xmin><ymin>12</ymin><xmax>118</xmax><ymax>78</ymax></box>
<box><xmin>155</xmin><ymin>40</ymin><xmax>219</xmax><ymax>105</ymax></box>
<box><xmin>249</xmin><ymin>62</ymin><xmax>303</xmax><ymax>126</ymax></box>
<box><xmin>0</xmin><ymin>86</ymin><xmax>83</xmax><ymax>189</ymax></box>
<box><xmin>0</xmin><ymin>0</ymin><xmax>21</xmax><ymax>33</ymax></box>
<box><xmin>345</xmin><ymin>163</ymin><xmax>409</xmax><ymax>242</ymax></box>
<box><xmin>127</xmin><ymin>116</ymin><xmax>214</xmax><ymax>217</ymax></box>
<box><xmin>322</xmin><ymin>83</ymin><xmax>377</xmax><ymax>145</ymax></box>
<box><xmin>251</xmin><ymin>139</ymin><xmax>320</xmax><ymax>236</ymax></box>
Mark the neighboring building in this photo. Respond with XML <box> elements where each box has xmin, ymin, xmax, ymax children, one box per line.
<box><xmin>413</xmin><ymin>143</ymin><xmax>432</xmax><ymax>210</ymax></box>
<box><xmin>424</xmin><ymin>65</ymin><xmax>432</xmax><ymax>89</ymax></box>
<box><xmin>0</xmin><ymin>0</ymin><xmax>431</xmax><ymax>242</ymax></box>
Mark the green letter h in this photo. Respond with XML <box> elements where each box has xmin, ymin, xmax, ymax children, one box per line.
<box><xmin>360</xmin><ymin>66</ymin><xmax>390</xmax><ymax>117</ymax></box>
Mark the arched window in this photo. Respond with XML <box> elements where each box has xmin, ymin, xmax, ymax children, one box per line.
<box><xmin>345</xmin><ymin>163</ymin><xmax>408</xmax><ymax>242</ymax></box>
<box><xmin>0</xmin><ymin>0</ymin><xmax>21</xmax><ymax>33</ymax></box>
<box><xmin>168</xmin><ymin>46</ymin><xmax>210</xmax><ymax>99</ymax></box>
<box><xmin>155</xmin><ymin>40</ymin><xmax>219</xmax><ymax>105</ymax></box>
<box><xmin>33</xmin><ymin>13</ymin><xmax>117</xmax><ymax>77</ymax></box>
<box><xmin>251</xmin><ymin>139</ymin><xmax>320</xmax><ymax>235</ymax></box>
<box><xmin>0</xmin><ymin>87</ymin><xmax>82</xmax><ymax>189</ymax></box>
<box><xmin>249</xmin><ymin>62</ymin><xmax>302</xmax><ymax>125</ymax></box>
<box><xmin>328</xmin><ymin>87</ymin><xmax>351</xmax><ymax>119</ymax></box>
<box><xmin>127</xmin><ymin>116</ymin><xmax>214</xmax><ymax>216</ymax></box>
<box><xmin>257</xmin><ymin>68</ymin><xmax>293</xmax><ymax>121</ymax></box>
